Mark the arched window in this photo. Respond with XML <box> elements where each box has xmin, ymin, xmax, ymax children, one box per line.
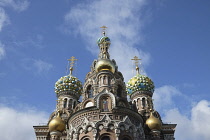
<box><xmin>63</xmin><ymin>98</ymin><xmax>67</xmax><ymax>108</ymax></box>
<box><xmin>101</xmin><ymin>136</ymin><xmax>110</xmax><ymax>140</ymax></box>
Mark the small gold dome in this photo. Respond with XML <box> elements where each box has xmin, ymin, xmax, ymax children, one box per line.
<box><xmin>146</xmin><ymin>112</ymin><xmax>162</xmax><ymax>130</ymax></box>
<box><xmin>49</xmin><ymin>113</ymin><xmax>65</xmax><ymax>132</ymax></box>
<box><xmin>95</xmin><ymin>59</ymin><xmax>115</xmax><ymax>73</ymax></box>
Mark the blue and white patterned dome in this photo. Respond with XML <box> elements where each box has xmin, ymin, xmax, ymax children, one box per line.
<box><xmin>55</xmin><ymin>74</ymin><xmax>82</xmax><ymax>95</ymax></box>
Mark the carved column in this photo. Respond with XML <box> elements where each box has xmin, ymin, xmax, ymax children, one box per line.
<box><xmin>92</xmin><ymin>128</ymin><xmax>97</xmax><ymax>140</ymax></box>
<box><xmin>115</xmin><ymin>128</ymin><xmax>120</xmax><ymax>140</ymax></box>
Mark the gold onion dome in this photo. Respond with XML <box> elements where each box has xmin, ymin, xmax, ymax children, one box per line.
<box><xmin>126</xmin><ymin>74</ymin><xmax>154</xmax><ymax>95</ymax></box>
<box><xmin>146</xmin><ymin>111</ymin><xmax>162</xmax><ymax>131</ymax></box>
<box><xmin>49</xmin><ymin>113</ymin><xmax>66</xmax><ymax>132</ymax></box>
<box><xmin>95</xmin><ymin>59</ymin><xmax>115</xmax><ymax>73</ymax></box>
<box><xmin>54</xmin><ymin>74</ymin><xmax>82</xmax><ymax>95</ymax></box>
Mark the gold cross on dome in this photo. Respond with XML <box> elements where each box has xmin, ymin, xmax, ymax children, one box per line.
<box><xmin>131</xmin><ymin>56</ymin><xmax>141</xmax><ymax>67</ymax></box>
<box><xmin>100</xmin><ymin>26</ymin><xmax>108</xmax><ymax>36</ymax></box>
<box><xmin>68</xmin><ymin>56</ymin><xmax>77</xmax><ymax>67</ymax></box>
<box><xmin>67</xmin><ymin>56</ymin><xmax>78</xmax><ymax>74</ymax></box>
<box><xmin>131</xmin><ymin>56</ymin><xmax>142</xmax><ymax>75</ymax></box>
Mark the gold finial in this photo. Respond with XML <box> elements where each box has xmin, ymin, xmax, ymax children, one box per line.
<box><xmin>67</xmin><ymin>56</ymin><xmax>78</xmax><ymax>75</ymax></box>
<box><xmin>131</xmin><ymin>56</ymin><xmax>141</xmax><ymax>75</ymax></box>
<box><xmin>100</xmin><ymin>26</ymin><xmax>107</xmax><ymax>36</ymax></box>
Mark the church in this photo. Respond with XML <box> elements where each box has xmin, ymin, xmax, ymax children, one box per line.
<box><xmin>33</xmin><ymin>27</ymin><xmax>176</xmax><ymax>140</ymax></box>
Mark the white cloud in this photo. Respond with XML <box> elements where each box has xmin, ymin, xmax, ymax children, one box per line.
<box><xmin>64</xmin><ymin>0</ymin><xmax>150</xmax><ymax>82</ymax></box>
<box><xmin>0</xmin><ymin>0</ymin><xmax>29</xmax><ymax>12</ymax></box>
<box><xmin>154</xmin><ymin>85</ymin><xmax>210</xmax><ymax>139</ymax></box>
<box><xmin>153</xmin><ymin>85</ymin><xmax>181</xmax><ymax>111</ymax></box>
<box><xmin>33</xmin><ymin>59</ymin><xmax>53</xmax><ymax>73</ymax></box>
<box><xmin>13</xmin><ymin>34</ymin><xmax>45</xmax><ymax>49</ymax></box>
<box><xmin>0</xmin><ymin>42</ymin><xmax>6</xmax><ymax>60</ymax></box>
<box><xmin>21</xmin><ymin>58</ymin><xmax>53</xmax><ymax>73</ymax></box>
<box><xmin>163</xmin><ymin>100</ymin><xmax>210</xmax><ymax>140</ymax></box>
<box><xmin>0</xmin><ymin>105</ymin><xmax>48</xmax><ymax>140</ymax></box>
<box><xmin>0</xmin><ymin>7</ymin><xmax>9</xmax><ymax>31</ymax></box>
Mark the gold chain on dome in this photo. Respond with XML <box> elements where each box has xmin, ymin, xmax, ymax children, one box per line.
<box><xmin>131</xmin><ymin>56</ymin><xmax>142</xmax><ymax>75</ymax></box>
<box><xmin>67</xmin><ymin>56</ymin><xmax>78</xmax><ymax>75</ymax></box>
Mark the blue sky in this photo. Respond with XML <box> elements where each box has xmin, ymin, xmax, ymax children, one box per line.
<box><xmin>0</xmin><ymin>0</ymin><xmax>210</xmax><ymax>140</ymax></box>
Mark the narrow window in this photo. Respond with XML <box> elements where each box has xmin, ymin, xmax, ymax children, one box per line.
<box><xmin>87</xmin><ymin>85</ymin><xmax>93</xmax><ymax>98</ymax></box>
<box><xmin>142</xmin><ymin>98</ymin><xmax>146</xmax><ymax>108</ymax></box>
<box><xmin>63</xmin><ymin>98</ymin><xmax>67</xmax><ymax>108</ymax></box>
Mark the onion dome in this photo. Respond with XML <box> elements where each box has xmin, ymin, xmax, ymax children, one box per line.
<box><xmin>49</xmin><ymin>113</ymin><xmax>65</xmax><ymax>132</ymax></box>
<box><xmin>146</xmin><ymin>111</ymin><xmax>162</xmax><ymax>131</ymax></box>
<box><xmin>126</xmin><ymin>74</ymin><xmax>154</xmax><ymax>95</ymax></box>
<box><xmin>95</xmin><ymin>59</ymin><xmax>115</xmax><ymax>73</ymax></box>
<box><xmin>97</xmin><ymin>36</ymin><xmax>110</xmax><ymax>46</ymax></box>
<box><xmin>54</xmin><ymin>74</ymin><xmax>82</xmax><ymax>95</ymax></box>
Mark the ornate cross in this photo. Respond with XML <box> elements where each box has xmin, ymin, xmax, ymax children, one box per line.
<box><xmin>131</xmin><ymin>56</ymin><xmax>141</xmax><ymax>74</ymax></box>
<box><xmin>68</xmin><ymin>56</ymin><xmax>77</xmax><ymax>68</ymax></box>
<box><xmin>100</xmin><ymin>26</ymin><xmax>107</xmax><ymax>36</ymax></box>
<box><xmin>67</xmin><ymin>56</ymin><xmax>78</xmax><ymax>74</ymax></box>
<box><xmin>131</xmin><ymin>56</ymin><xmax>141</xmax><ymax>67</ymax></box>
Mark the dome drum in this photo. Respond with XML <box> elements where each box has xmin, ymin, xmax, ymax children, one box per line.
<box><xmin>130</xmin><ymin>91</ymin><xmax>153</xmax><ymax>100</ymax></box>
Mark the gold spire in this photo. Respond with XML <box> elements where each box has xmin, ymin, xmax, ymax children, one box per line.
<box><xmin>131</xmin><ymin>56</ymin><xmax>141</xmax><ymax>75</ymax></box>
<box><xmin>100</xmin><ymin>25</ymin><xmax>107</xmax><ymax>36</ymax></box>
<box><xmin>67</xmin><ymin>56</ymin><xmax>77</xmax><ymax>75</ymax></box>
